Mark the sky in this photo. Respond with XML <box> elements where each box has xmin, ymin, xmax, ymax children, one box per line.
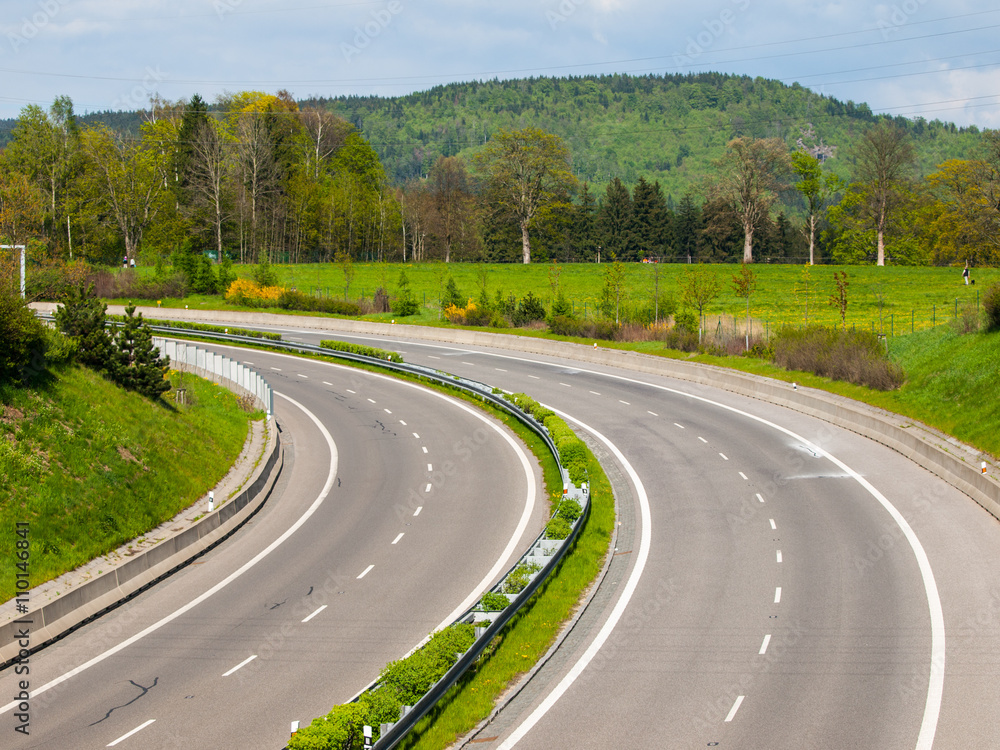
<box><xmin>1</xmin><ymin>0</ymin><xmax>999</xmax><ymax>128</ymax></box>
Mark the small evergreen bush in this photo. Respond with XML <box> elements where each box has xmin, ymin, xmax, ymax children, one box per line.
<box><xmin>984</xmin><ymin>282</ymin><xmax>1000</xmax><ymax>332</ymax></box>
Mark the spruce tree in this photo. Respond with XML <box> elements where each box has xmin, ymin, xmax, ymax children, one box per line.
<box><xmin>110</xmin><ymin>305</ymin><xmax>171</xmax><ymax>399</ymax></box>
<box><xmin>54</xmin><ymin>282</ymin><xmax>113</xmax><ymax>372</ymax></box>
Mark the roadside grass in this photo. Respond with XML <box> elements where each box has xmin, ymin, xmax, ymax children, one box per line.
<box><xmin>123</xmin><ymin>263</ymin><xmax>998</xmax><ymax>334</ymax></box>
<box><xmin>0</xmin><ymin>366</ymin><xmax>255</xmax><ymax>601</ymax></box>
<box><xmin>400</xmin><ymin>449</ymin><xmax>615</xmax><ymax>750</ymax></box>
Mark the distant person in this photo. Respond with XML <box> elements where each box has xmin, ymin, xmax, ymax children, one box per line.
<box><xmin>963</xmin><ymin>262</ymin><xmax>970</xmax><ymax>285</ymax></box>
<box><xmin>130</xmin><ymin>257</ymin><xmax>136</xmax><ymax>268</ymax></box>
<box><xmin>123</xmin><ymin>254</ymin><xmax>128</xmax><ymax>268</ymax></box>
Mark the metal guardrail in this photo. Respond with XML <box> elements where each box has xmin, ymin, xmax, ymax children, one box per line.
<box><xmin>37</xmin><ymin>313</ymin><xmax>586</xmax><ymax>748</ymax></box>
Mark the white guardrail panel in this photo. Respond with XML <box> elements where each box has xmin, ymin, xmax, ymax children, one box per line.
<box><xmin>153</xmin><ymin>337</ymin><xmax>272</xmax><ymax>419</ymax></box>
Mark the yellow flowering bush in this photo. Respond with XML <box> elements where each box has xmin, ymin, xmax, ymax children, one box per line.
<box><xmin>443</xmin><ymin>299</ymin><xmax>490</xmax><ymax>326</ymax></box>
<box><xmin>225</xmin><ymin>278</ymin><xmax>285</xmax><ymax>308</ymax></box>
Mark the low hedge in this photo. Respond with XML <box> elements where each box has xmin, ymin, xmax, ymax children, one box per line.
<box><xmin>110</xmin><ymin>317</ymin><xmax>282</xmax><ymax>341</ymax></box>
<box><xmin>319</xmin><ymin>339</ymin><xmax>404</xmax><ymax>364</ymax></box>
<box><xmin>278</xmin><ymin>289</ymin><xmax>362</xmax><ymax>317</ymax></box>
<box><xmin>508</xmin><ymin>393</ymin><xmax>588</xmax><ymax>484</ymax></box>
<box><xmin>289</xmin><ymin>624</ymin><xmax>475</xmax><ymax>749</ymax></box>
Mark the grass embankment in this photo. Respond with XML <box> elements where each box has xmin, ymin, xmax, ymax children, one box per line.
<box><xmin>124</xmin><ymin>263</ymin><xmax>998</xmax><ymax>335</ymax></box>
<box><xmin>0</xmin><ymin>366</ymin><xmax>256</xmax><ymax>601</ymax></box>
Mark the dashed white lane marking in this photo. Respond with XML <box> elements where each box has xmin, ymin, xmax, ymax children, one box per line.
<box><xmin>462</xmin><ymin>361</ymin><xmax>475</xmax><ymax>366</ymax></box>
<box><xmin>756</xmin><ymin>493</ymin><xmax>765</xmax><ymax>503</ymax></box>
<box><xmin>496</xmin><ymin>368</ymin><xmax>507</xmax><ymax>372</ymax></box>
<box><xmin>413</xmin><ymin>432</ymin><xmax>420</xmax><ymax>439</ymax></box>
<box><xmin>776</xmin><ymin>550</ymin><xmax>783</xmax><ymax>563</ymax></box>
<box><xmin>425</xmin><ymin>483</ymin><xmax>432</xmax><ymax>493</ymax></box>
<box><xmin>243</xmin><ymin>361</ymin><xmax>254</xmax><ymax>365</ymax></box>
<box><xmin>302</xmin><ymin>605</ymin><xmax>327</xmax><ymax>623</ymax></box>
<box><xmin>770</xmin><ymin>519</ymin><xmax>777</xmax><ymax>530</ymax></box>
<box><xmin>422</xmin><ymin>446</ymin><xmax>428</xmax><ymax>454</ymax></box>
<box><xmin>725</xmin><ymin>695</ymin><xmax>745</xmax><ymax>722</ymax></box>
<box><xmin>648</xmin><ymin>411</ymin><xmax>658</xmax><ymax>416</ymax></box>
<box><xmin>427</xmin><ymin>463</ymin><xmax>433</xmax><ymax>471</ymax></box>
<box><xmin>413</xmin><ymin>506</ymin><xmax>422</xmax><ymax>516</ymax></box>
<box><xmin>400</xmin><ymin>420</ymin><xmax>407</xmax><ymax>426</ymax></box>
<box><xmin>759</xmin><ymin>634</ymin><xmax>772</xmax><ymax>655</ymax></box>
<box><xmin>528</xmin><ymin>374</ymin><xmax>540</xmax><ymax>379</ymax></box>
<box><xmin>107</xmin><ymin>719</ymin><xmax>156</xmax><ymax>746</ymax></box>
<box><xmin>774</xmin><ymin>587</ymin><xmax>782</xmax><ymax>603</ymax></box>
<box><xmin>719</xmin><ymin>453</ymin><xmax>729</xmax><ymax>460</ymax></box>
<box><xmin>297</xmin><ymin>373</ymin><xmax>308</xmax><ymax>378</ymax></box>
<box><xmin>357</xmin><ymin>564</ymin><xmax>374</xmax><ymax>579</ymax></box>
<box><xmin>270</xmin><ymin>367</ymin><xmax>282</xmax><ymax>371</ymax></box>
<box><xmin>222</xmin><ymin>655</ymin><xmax>257</xmax><ymax>677</ymax></box>
<box><xmin>590</xmin><ymin>391</ymin><xmax>601</xmax><ymax>395</ymax></box>
<box><xmin>559</xmin><ymin>382</ymin><xmax>572</xmax><ymax>387</ymax></box>
<box><xmin>428</xmin><ymin>355</ymin><xmax>440</xmax><ymax>359</ymax></box>
<box><xmin>698</xmin><ymin>436</ymin><xmax>708</xmax><ymax>444</ymax></box>
<box><xmin>322</xmin><ymin>381</ymin><xmax>333</xmax><ymax>386</ymax></box>
<box><xmin>674</xmin><ymin>422</ymin><xmax>684</xmax><ymax>429</ymax></box>
<box><xmin>739</xmin><ymin>471</ymin><xmax>748</xmax><ymax>480</ymax></box>
<box><xmin>347</xmin><ymin>389</ymin><xmax>356</xmax><ymax>394</ymax></box>
<box><xmin>384</xmin><ymin>408</ymin><xmax>392</xmax><ymax>414</ymax></box>
<box><xmin>367</xmin><ymin>398</ymin><xmax>376</xmax><ymax>404</ymax></box>
<box><xmin>392</xmin><ymin>533</ymin><xmax>404</xmax><ymax>545</ymax></box>
<box><xmin>619</xmin><ymin>400</ymin><xmax>630</xmax><ymax>405</ymax></box>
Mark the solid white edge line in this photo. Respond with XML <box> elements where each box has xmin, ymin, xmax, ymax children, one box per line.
<box><xmin>725</xmin><ymin>695</ymin><xmax>745</xmax><ymax>722</ymax></box>
<box><xmin>107</xmin><ymin>719</ymin><xmax>156</xmax><ymax>747</ymax></box>
<box><xmin>497</xmin><ymin>411</ymin><xmax>650</xmax><ymax>750</ymax></box>
<box><xmin>759</xmin><ymin>634</ymin><xmax>771</xmax><ymax>655</ymax></box>
<box><xmin>302</xmin><ymin>605</ymin><xmax>327</xmax><ymax>623</ymax></box>
<box><xmin>480</xmin><ymin>352</ymin><xmax>943</xmax><ymax>750</ymax></box>
<box><xmin>222</xmin><ymin>654</ymin><xmax>257</xmax><ymax>677</ymax></box>
<box><xmin>357</xmin><ymin>564</ymin><xmax>374</xmax><ymax>579</ymax></box>
<box><xmin>0</xmin><ymin>391</ymin><xmax>339</xmax><ymax>716</ymax></box>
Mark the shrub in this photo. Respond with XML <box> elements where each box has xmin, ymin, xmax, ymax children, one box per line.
<box><xmin>391</xmin><ymin>271</ymin><xmax>420</xmax><ymax>316</ymax></box>
<box><xmin>378</xmin><ymin>624</ymin><xmax>475</xmax><ymax>706</ymax></box>
<box><xmin>771</xmin><ymin>325</ymin><xmax>904</xmax><ymax>390</ymax></box>
<box><xmin>251</xmin><ymin>254</ymin><xmax>279</xmax><ymax>287</ymax></box>
<box><xmin>91</xmin><ymin>268</ymin><xmax>187</xmax><ymax>300</ymax></box>
<box><xmin>277</xmin><ymin>289</ymin><xmax>361</xmax><ymax>316</ymax></box>
<box><xmin>443</xmin><ymin>276</ymin><xmax>464</xmax><ymax>309</ymax></box>
<box><xmin>545</xmin><ymin>516</ymin><xmax>572</xmax><ymax>540</ymax></box>
<box><xmin>480</xmin><ymin>591</ymin><xmax>509</xmax><ymax>612</ymax></box>
<box><xmin>443</xmin><ymin>299</ymin><xmax>491</xmax><ymax>327</ymax></box>
<box><xmin>55</xmin><ymin>283</ymin><xmax>113</xmax><ymax>372</ymax></box>
<box><xmin>673</xmin><ymin>308</ymin><xmax>698</xmax><ymax>332</ymax></box>
<box><xmin>502</xmin><ymin>561</ymin><xmax>542</xmax><ymax>595</ymax></box>
<box><xmin>0</xmin><ymin>286</ymin><xmax>48</xmax><ymax>383</ymax></box>
<box><xmin>512</xmin><ymin>292</ymin><xmax>547</xmax><ymax>327</ymax></box>
<box><xmin>319</xmin><ymin>339</ymin><xmax>402</xmax><ymax>363</ymax></box>
<box><xmin>554</xmin><ymin>498</ymin><xmax>583</xmax><ymax>522</ymax></box>
<box><xmin>550</xmin><ymin>290</ymin><xmax>572</xmax><ymax>319</ymax></box>
<box><xmin>224</xmin><ymin>278</ymin><xmax>285</xmax><ymax>308</ymax></box>
<box><xmin>108</xmin><ymin>305</ymin><xmax>171</xmax><ymax>399</ymax></box>
<box><xmin>548</xmin><ymin>315</ymin><xmax>618</xmax><ymax>341</ymax></box>
<box><xmin>984</xmin><ymin>282</ymin><xmax>1000</xmax><ymax>332</ymax></box>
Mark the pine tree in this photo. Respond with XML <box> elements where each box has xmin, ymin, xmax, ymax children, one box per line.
<box><xmin>675</xmin><ymin>193</ymin><xmax>705</xmax><ymax>264</ymax></box>
<box><xmin>598</xmin><ymin>178</ymin><xmax>635</xmax><ymax>260</ymax></box>
<box><xmin>109</xmin><ymin>305</ymin><xmax>171</xmax><ymax>399</ymax></box>
<box><xmin>632</xmin><ymin>177</ymin><xmax>672</xmax><ymax>259</ymax></box>
<box><xmin>572</xmin><ymin>182</ymin><xmax>598</xmax><ymax>261</ymax></box>
<box><xmin>54</xmin><ymin>282</ymin><xmax>113</xmax><ymax>372</ymax></box>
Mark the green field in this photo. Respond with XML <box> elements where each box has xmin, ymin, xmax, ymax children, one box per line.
<box><xmin>141</xmin><ymin>262</ymin><xmax>998</xmax><ymax>336</ymax></box>
<box><xmin>0</xmin><ymin>366</ymin><xmax>256</xmax><ymax>601</ymax></box>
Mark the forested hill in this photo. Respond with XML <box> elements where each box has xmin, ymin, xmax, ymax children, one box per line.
<box><xmin>303</xmin><ymin>73</ymin><xmax>982</xmax><ymax>199</ymax></box>
<box><xmin>1</xmin><ymin>72</ymin><xmax>983</xmax><ymax>200</ymax></box>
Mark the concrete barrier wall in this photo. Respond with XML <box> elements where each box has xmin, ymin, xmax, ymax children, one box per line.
<box><xmin>0</xmin><ymin>347</ymin><xmax>283</xmax><ymax>666</ymax></box>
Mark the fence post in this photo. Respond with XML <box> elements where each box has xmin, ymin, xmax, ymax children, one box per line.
<box><xmin>933</xmin><ymin>304</ymin><xmax>935</xmax><ymax>326</ymax></box>
<box><xmin>891</xmin><ymin>313</ymin><xmax>894</xmax><ymax>337</ymax></box>
<box><xmin>911</xmin><ymin>309</ymin><xmax>914</xmax><ymax>334</ymax></box>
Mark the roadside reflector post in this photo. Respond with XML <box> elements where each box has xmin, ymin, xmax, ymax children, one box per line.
<box><xmin>291</xmin><ymin>720</ymin><xmax>300</xmax><ymax>737</ymax></box>
<box><xmin>984</xmin><ymin>461</ymin><xmax>988</xmax><ymax>474</ymax></box>
<box><xmin>363</xmin><ymin>725</ymin><xmax>373</xmax><ymax>749</ymax></box>
<box><xmin>208</xmin><ymin>491</ymin><xmax>215</xmax><ymax>512</ymax></box>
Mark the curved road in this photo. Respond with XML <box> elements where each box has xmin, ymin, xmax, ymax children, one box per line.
<box><xmin>245</xmin><ymin>320</ymin><xmax>1000</xmax><ymax>750</ymax></box>
<box><xmin>1</xmin><ymin>348</ymin><xmax>546</xmax><ymax>748</ymax></box>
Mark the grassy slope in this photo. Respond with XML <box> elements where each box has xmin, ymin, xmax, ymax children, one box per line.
<box><xmin>0</xmin><ymin>366</ymin><xmax>253</xmax><ymax>601</ymax></box>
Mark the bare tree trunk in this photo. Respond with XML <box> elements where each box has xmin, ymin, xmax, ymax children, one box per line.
<box><xmin>742</xmin><ymin>224</ymin><xmax>754</xmax><ymax>263</ymax></box>
<box><xmin>520</xmin><ymin>219</ymin><xmax>531</xmax><ymax>264</ymax></box>
<box><xmin>808</xmin><ymin>214</ymin><xmax>815</xmax><ymax>265</ymax></box>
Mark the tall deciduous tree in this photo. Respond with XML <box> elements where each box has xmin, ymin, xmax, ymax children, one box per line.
<box><xmin>475</xmin><ymin>127</ymin><xmax>576</xmax><ymax>264</ymax></box>
<box><xmin>854</xmin><ymin>121</ymin><xmax>915</xmax><ymax>266</ymax></box>
<box><xmin>429</xmin><ymin>156</ymin><xmax>474</xmax><ymax>263</ymax></box>
<box><xmin>712</xmin><ymin>137</ymin><xmax>790</xmax><ymax>263</ymax></box>
<box><xmin>791</xmin><ymin>151</ymin><xmax>842</xmax><ymax>265</ymax></box>
<box><xmin>78</xmin><ymin>124</ymin><xmax>171</xmax><ymax>261</ymax></box>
